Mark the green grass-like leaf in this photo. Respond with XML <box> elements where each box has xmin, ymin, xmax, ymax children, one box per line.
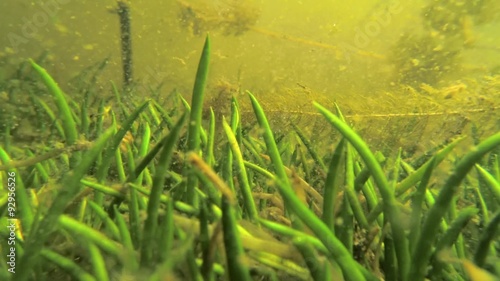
<box><xmin>29</xmin><ymin>59</ymin><xmax>78</xmax><ymax>147</ymax></box>
<box><xmin>96</xmin><ymin>100</ymin><xmax>150</xmax><ymax>183</ymax></box>
<box><xmin>315</xmin><ymin>102</ymin><xmax>410</xmax><ymax>280</ymax></box>
<box><xmin>474</xmin><ymin>210</ymin><xmax>500</xmax><ymax>267</ymax></box>
<box><xmin>223</xmin><ymin>117</ymin><xmax>258</xmax><ymax>222</ymax></box>
<box><xmin>250</xmin><ymin>93</ymin><xmax>371</xmax><ymax>281</ymax></box>
<box><xmin>0</xmin><ymin>149</ymin><xmax>33</xmax><ymax>234</ymax></box>
<box><xmin>186</xmin><ymin>35</ymin><xmax>211</xmax><ymax>206</ymax></box>
<box><xmin>141</xmin><ymin>112</ymin><xmax>187</xmax><ymax>265</ymax></box>
<box><xmin>410</xmin><ymin>131</ymin><xmax>500</xmax><ymax>281</ymax></box>
<box><xmin>14</xmin><ymin>127</ymin><xmax>114</xmax><ymax>281</ymax></box>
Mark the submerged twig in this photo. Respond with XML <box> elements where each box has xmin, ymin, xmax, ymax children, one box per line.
<box><xmin>116</xmin><ymin>0</ymin><xmax>133</xmax><ymax>89</ymax></box>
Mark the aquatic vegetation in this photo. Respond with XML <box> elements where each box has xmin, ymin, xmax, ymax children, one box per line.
<box><xmin>390</xmin><ymin>0</ymin><xmax>500</xmax><ymax>87</ymax></box>
<box><xmin>390</xmin><ymin>32</ymin><xmax>460</xmax><ymax>86</ymax></box>
<box><xmin>177</xmin><ymin>0</ymin><xmax>260</xmax><ymax>36</ymax></box>
<box><xmin>1</xmin><ymin>36</ymin><xmax>500</xmax><ymax>281</ymax></box>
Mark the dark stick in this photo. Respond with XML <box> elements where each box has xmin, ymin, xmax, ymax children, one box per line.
<box><xmin>117</xmin><ymin>1</ymin><xmax>133</xmax><ymax>89</ymax></box>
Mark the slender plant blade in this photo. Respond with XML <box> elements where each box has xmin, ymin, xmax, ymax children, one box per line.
<box><xmin>410</xmin><ymin>131</ymin><xmax>500</xmax><ymax>281</ymax></box>
<box><xmin>186</xmin><ymin>35</ymin><xmax>211</xmax><ymax>206</ymax></box>
<box><xmin>315</xmin><ymin>102</ymin><xmax>410</xmax><ymax>280</ymax></box>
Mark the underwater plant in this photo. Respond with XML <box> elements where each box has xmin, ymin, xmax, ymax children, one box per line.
<box><xmin>0</xmin><ymin>26</ymin><xmax>500</xmax><ymax>281</ymax></box>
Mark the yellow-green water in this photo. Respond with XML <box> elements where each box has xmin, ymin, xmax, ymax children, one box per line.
<box><xmin>1</xmin><ymin>0</ymin><xmax>500</xmax><ymax>155</ymax></box>
<box><xmin>3</xmin><ymin>0</ymin><xmax>497</xmax><ymax>91</ymax></box>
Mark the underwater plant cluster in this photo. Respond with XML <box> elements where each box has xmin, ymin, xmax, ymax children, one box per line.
<box><xmin>0</xmin><ymin>34</ymin><xmax>499</xmax><ymax>281</ymax></box>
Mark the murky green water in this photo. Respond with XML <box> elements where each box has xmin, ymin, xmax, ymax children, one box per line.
<box><xmin>1</xmin><ymin>0</ymin><xmax>500</xmax><ymax>155</ymax></box>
